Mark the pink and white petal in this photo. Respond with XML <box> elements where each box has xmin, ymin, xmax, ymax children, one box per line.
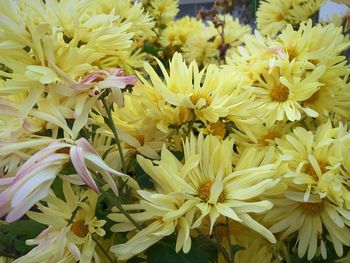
<box><xmin>14</xmin><ymin>153</ymin><xmax>68</xmax><ymax>183</ymax></box>
<box><xmin>6</xmin><ymin>180</ymin><xmax>52</xmax><ymax>222</ymax></box>
<box><xmin>75</xmin><ymin>138</ymin><xmax>98</xmax><ymax>155</ymax></box>
<box><xmin>70</xmin><ymin>146</ymin><xmax>99</xmax><ymax>192</ymax></box>
<box><xmin>12</xmin><ymin>165</ymin><xmax>61</xmax><ymax>207</ymax></box>
<box><xmin>83</xmin><ymin>151</ymin><xmax>126</xmax><ymax>177</ymax></box>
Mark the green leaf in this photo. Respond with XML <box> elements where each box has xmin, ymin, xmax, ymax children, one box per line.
<box><xmin>134</xmin><ymin>159</ymin><xmax>154</xmax><ymax>190</ymax></box>
<box><xmin>0</xmin><ymin>219</ymin><xmax>45</xmax><ymax>258</ymax></box>
<box><xmin>146</xmin><ymin>235</ymin><xmax>217</xmax><ymax>263</ymax></box>
<box><xmin>143</xmin><ymin>42</ymin><xmax>158</xmax><ymax>56</ymax></box>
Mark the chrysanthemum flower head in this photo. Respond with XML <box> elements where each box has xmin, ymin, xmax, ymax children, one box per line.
<box><xmin>109</xmin><ymin>133</ymin><xmax>280</xmax><ymax>260</ymax></box>
<box><xmin>142</xmin><ymin>52</ymin><xmax>255</xmax><ymax>124</ymax></box>
<box><xmin>15</xmin><ymin>181</ymin><xmax>106</xmax><ymax>263</ymax></box>
<box><xmin>266</xmin><ymin>193</ymin><xmax>350</xmax><ymax>260</ymax></box>
<box><xmin>257</xmin><ymin>0</ymin><xmax>326</xmax><ymax>36</ymax></box>
<box><xmin>276</xmin><ymin>121</ymin><xmax>350</xmax><ymax>207</ymax></box>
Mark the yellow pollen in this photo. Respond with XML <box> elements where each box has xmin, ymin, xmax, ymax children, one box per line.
<box><xmin>276</xmin><ymin>13</ymin><xmax>284</xmax><ymax>21</ymax></box>
<box><xmin>300</xmin><ymin>202</ymin><xmax>324</xmax><ymax>216</ymax></box>
<box><xmin>168</xmin><ymin>34</ymin><xmax>175</xmax><ymax>42</ymax></box>
<box><xmin>71</xmin><ymin>220</ymin><xmax>88</xmax><ymax>238</ymax></box>
<box><xmin>304</xmin><ymin>160</ymin><xmax>328</xmax><ymax>181</ymax></box>
<box><xmin>287</xmin><ymin>47</ymin><xmax>297</xmax><ymax>60</ymax></box>
<box><xmin>270</xmin><ymin>85</ymin><xmax>289</xmax><ymax>102</ymax></box>
<box><xmin>261</xmin><ymin>130</ymin><xmax>281</xmax><ymax>145</ymax></box>
<box><xmin>198</xmin><ymin>181</ymin><xmax>225</xmax><ymax>203</ymax></box>
<box><xmin>209</xmin><ymin>122</ymin><xmax>226</xmax><ymax>139</ymax></box>
<box><xmin>178</xmin><ymin>106</ymin><xmax>190</xmax><ymax>124</ymax></box>
<box><xmin>302</xmin><ymin>91</ymin><xmax>319</xmax><ymax>105</ymax></box>
<box><xmin>158</xmin><ymin>4</ymin><xmax>165</xmax><ymax>12</ymax></box>
<box><xmin>179</xmin><ymin>34</ymin><xmax>187</xmax><ymax>43</ymax></box>
<box><xmin>190</xmin><ymin>93</ymin><xmax>212</xmax><ymax>109</ymax></box>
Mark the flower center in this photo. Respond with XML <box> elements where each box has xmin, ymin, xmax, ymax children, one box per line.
<box><xmin>178</xmin><ymin>106</ymin><xmax>190</xmax><ymax>124</ymax></box>
<box><xmin>190</xmin><ymin>93</ymin><xmax>212</xmax><ymax>109</ymax></box>
<box><xmin>300</xmin><ymin>202</ymin><xmax>324</xmax><ymax>216</ymax></box>
<box><xmin>71</xmin><ymin>220</ymin><xmax>88</xmax><ymax>238</ymax></box>
<box><xmin>287</xmin><ymin>47</ymin><xmax>297</xmax><ymax>61</ymax></box>
<box><xmin>198</xmin><ymin>181</ymin><xmax>225</xmax><ymax>203</ymax></box>
<box><xmin>209</xmin><ymin>121</ymin><xmax>226</xmax><ymax>139</ymax></box>
<box><xmin>270</xmin><ymin>85</ymin><xmax>289</xmax><ymax>102</ymax></box>
<box><xmin>304</xmin><ymin>160</ymin><xmax>328</xmax><ymax>181</ymax></box>
<box><xmin>261</xmin><ymin>130</ymin><xmax>281</xmax><ymax>145</ymax></box>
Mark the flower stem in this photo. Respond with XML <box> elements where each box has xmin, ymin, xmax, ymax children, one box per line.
<box><xmin>101</xmin><ymin>96</ymin><xmax>127</xmax><ymax>174</ymax></box>
<box><xmin>214</xmin><ymin>226</ymin><xmax>233</xmax><ymax>263</ymax></box>
<box><xmin>91</xmin><ymin>234</ymin><xmax>115</xmax><ymax>263</ymax></box>
<box><xmin>114</xmin><ymin>198</ymin><xmax>142</xmax><ymax>230</ymax></box>
<box><xmin>226</xmin><ymin>218</ymin><xmax>234</xmax><ymax>261</ymax></box>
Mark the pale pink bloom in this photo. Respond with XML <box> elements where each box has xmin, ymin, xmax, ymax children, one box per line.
<box><xmin>76</xmin><ymin>69</ymin><xmax>138</xmax><ymax>107</ymax></box>
<box><xmin>0</xmin><ymin>138</ymin><xmax>125</xmax><ymax>222</ymax></box>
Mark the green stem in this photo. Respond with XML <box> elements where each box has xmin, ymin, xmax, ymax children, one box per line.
<box><xmin>214</xmin><ymin>226</ymin><xmax>233</xmax><ymax>263</ymax></box>
<box><xmin>91</xmin><ymin>234</ymin><xmax>115</xmax><ymax>263</ymax></box>
<box><xmin>101</xmin><ymin>96</ymin><xmax>127</xmax><ymax>174</ymax></box>
<box><xmin>226</xmin><ymin>218</ymin><xmax>234</xmax><ymax>261</ymax></box>
<box><xmin>67</xmin><ymin>197</ymin><xmax>88</xmax><ymax>226</ymax></box>
<box><xmin>114</xmin><ymin>198</ymin><xmax>142</xmax><ymax>230</ymax></box>
<box><xmin>253</xmin><ymin>0</ymin><xmax>258</xmax><ymax>21</ymax></box>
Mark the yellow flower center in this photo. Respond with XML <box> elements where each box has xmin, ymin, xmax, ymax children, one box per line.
<box><xmin>261</xmin><ymin>130</ymin><xmax>281</xmax><ymax>145</ymax></box>
<box><xmin>287</xmin><ymin>47</ymin><xmax>297</xmax><ymax>61</ymax></box>
<box><xmin>305</xmin><ymin>160</ymin><xmax>328</xmax><ymax>181</ymax></box>
<box><xmin>190</xmin><ymin>93</ymin><xmax>212</xmax><ymax>109</ymax></box>
<box><xmin>276</xmin><ymin>13</ymin><xmax>284</xmax><ymax>21</ymax></box>
<box><xmin>270</xmin><ymin>85</ymin><xmax>289</xmax><ymax>102</ymax></box>
<box><xmin>71</xmin><ymin>220</ymin><xmax>88</xmax><ymax>238</ymax></box>
<box><xmin>302</xmin><ymin>91</ymin><xmax>319</xmax><ymax>105</ymax></box>
<box><xmin>300</xmin><ymin>202</ymin><xmax>324</xmax><ymax>216</ymax></box>
<box><xmin>158</xmin><ymin>4</ymin><xmax>165</xmax><ymax>12</ymax></box>
<box><xmin>198</xmin><ymin>181</ymin><xmax>225</xmax><ymax>203</ymax></box>
<box><xmin>209</xmin><ymin>121</ymin><xmax>226</xmax><ymax>139</ymax></box>
<box><xmin>179</xmin><ymin>34</ymin><xmax>187</xmax><ymax>43</ymax></box>
<box><xmin>178</xmin><ymin>106</ymin><xmax>190</xmax><ymax>124</ymax></box>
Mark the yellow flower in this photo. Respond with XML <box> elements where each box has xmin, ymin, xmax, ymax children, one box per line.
<box><xmin>276</xmin><ymin>122</ymin><xmax>350</xmax><ymax>207</ymax></box>
<box><xmin>146</xmin><ymin>0</ymin><xmax>179</xmax><ymax>25</ymax></box>
<box><xmin>109</xmin><ymin>134</ymin><xmax>280</xmax><ymax>260</ymax></box>
<box><xmin>160</xmin><ymin>16</ymin><xmax>203</xmax><ymax>47</ymax></box>
<box><xmin>15</xmin><ymin>182</ymin><xmax>106</xmax><ymax>263</ymax></box>
<box><xmin>266</xmin><ymin>193</ymin><xmax>350</xmax><ymax>260</ymax></box>
<box><xmin>141</xmin><ymin>52</ymin><xmax>255</xmax><ymax>124</ymax></box>
<box><xmin>257</xmin><ymin>0</ymin><xmax>326</xmax><ymax>36</ymax></box>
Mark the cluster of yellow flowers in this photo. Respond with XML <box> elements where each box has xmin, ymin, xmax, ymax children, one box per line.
<box><xmin>1</xmin><ymin>0</ymin><xmax>350</xmax><ymax>262</ymax></box>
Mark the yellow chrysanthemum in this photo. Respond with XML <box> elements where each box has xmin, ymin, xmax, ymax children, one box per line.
<box><xmin>257</xmin><ymin>0</ymin><xmax>326</xmax><ymax>36</ymax></box>
<box><xmin>141</xmin><ymin>52</ymin><xmax>255</xmax><ymax>124</ymax></box>
<box><xmin>276</xmin><ymin>122</ymin><xmax>350</xmax><ymax>208</ymax></box>
<box><xmin>144</xmin><ymin>0</ymin><xmax>178</xmax><ymax>25</ymax></box>
<box><xmin>266</xmin><ymin>193</ymin><xmax>350</xmax><ymax>260</ymax></box>
<box><xmin>227</xmin><ymin>21</ymin><xmax>350</xmax><ymax>126</ymax></box>
<box><xmin>160</xmin><ymin>16</ymin><xmax>203</xmax><ymax>48</ymax></box>
<box><xmin>15</xmin><ymin>182</ymin><xmax>106</xmax><ymax>263</ymax></box>
<box><xmin>182</xmin><ymin>15</ymin><xmax>250</xmax><ymax>66</ymax></box>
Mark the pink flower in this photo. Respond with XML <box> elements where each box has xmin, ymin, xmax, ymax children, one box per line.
<box><xmin>75</xmin><ymin>69</ymin><xmax>138</xmax><ymax>107</ymax></box>
<box><xmin>0</xmin><ymin>138</ymin><xmax>125</xmax><ymax>222</ymax></box>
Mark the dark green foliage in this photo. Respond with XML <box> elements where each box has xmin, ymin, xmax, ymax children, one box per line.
<box><xmin>134</xmin><ymin>159</ymin><xmax>154</xmax><ymax>189</ymax></box>
<box><xmin>0</xmin><ymin>220</ymin><xmax>45</xmax><ymax>259</ymax></box>
<box><xmin>146</xmin><ymin>235</ymin><xmax>218</xmax><ymax>263</ymax></box>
